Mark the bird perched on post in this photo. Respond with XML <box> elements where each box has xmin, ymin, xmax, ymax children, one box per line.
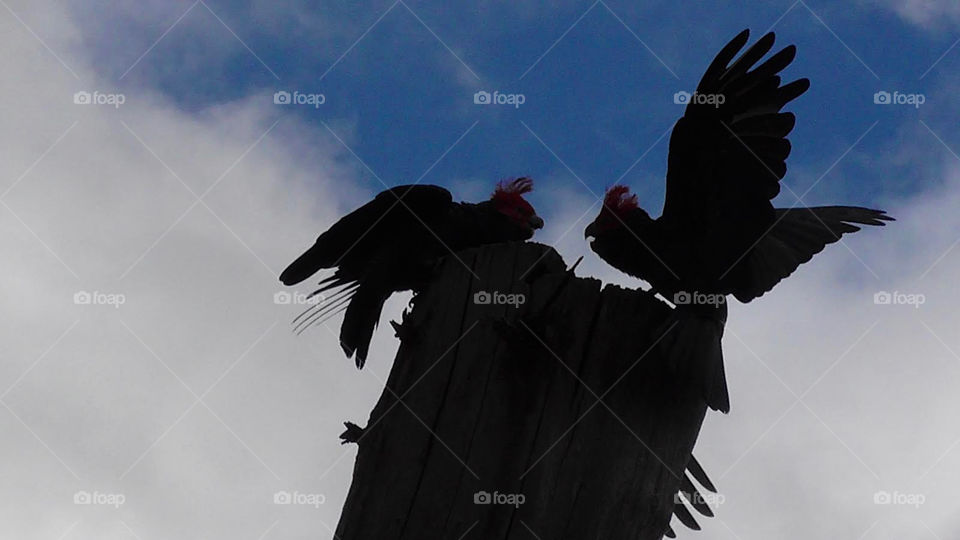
<box><xmin>280</xmin><ymin>178</ymin><xmax>544</xmax><ymax>367</ymax></box>
<box><xmin>584</xmin><ymin>30</ymin><xmax>892</xmax><ymax>414</ymax></box>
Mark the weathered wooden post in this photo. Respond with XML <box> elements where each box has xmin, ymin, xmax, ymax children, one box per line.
<box><xmin>334</xmin><ymin>242</ymin><xmax>711</xmax><ymax>539</ymax></box>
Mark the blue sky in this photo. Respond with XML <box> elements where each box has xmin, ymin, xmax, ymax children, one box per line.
<box><xmin>78</xmin><ymin>0</ymin><xmax>959</xmax><ymax>211</ymax></box>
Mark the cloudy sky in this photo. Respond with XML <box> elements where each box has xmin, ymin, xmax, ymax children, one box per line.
<box><xmin>2</xmin><ymin>1</ymin><xmax>959</xmax><ymax>538</ymax></box>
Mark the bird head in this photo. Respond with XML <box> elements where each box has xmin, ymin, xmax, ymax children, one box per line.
<box><xmin>584</xmin><ymin>185</ymin><xmax>644</xmax><ymax>241</ymax></box>
<box><xmin>490</xmin><ymin>177</ymin><xmax>544</xmax><ymax>237</ymax></box>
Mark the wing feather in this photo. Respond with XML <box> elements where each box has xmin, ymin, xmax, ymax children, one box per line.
<box><xmin>662</xmin><ymin>30</ymin><xmax>809</xmax><ymax>271</ymax></box>
<box><xmin>731</xmin><ymin>206</ymin><xmax>893</xmax><ymax>301</ymax></box>
<box><xmin>279</xmin><ymin>185</ymin><xmax>452</xmax><ymax>285</ymax></box>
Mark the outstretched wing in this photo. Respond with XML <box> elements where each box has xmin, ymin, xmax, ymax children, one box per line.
<box><xmin>280</xmin><ymin>184</ymin><xmax>452</xmax><ymax>285</ymax></box>
<box><xmin>730</xmin><ymin>206</ymin><xmax>893</xmax><ymax>302</ymax></box>
<box><xmin>661</xmin><ymin>30</ymin><xmax>809</xmax><ymax>272</ymax></box>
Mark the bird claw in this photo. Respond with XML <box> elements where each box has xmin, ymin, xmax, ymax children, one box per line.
<box><xmin>390</xmin><ymin>319</ymin><xmax>418</xmax><ymax>343</ymax></box>
<box><xmin>389</xmin><ymin>308</ymin><xmax>420</xmax><ymax>344</ymax></box>
<box><xmin>339</xmin><ymin>421</ymin><xmax>365</xmax><ymax>445</ymax></box>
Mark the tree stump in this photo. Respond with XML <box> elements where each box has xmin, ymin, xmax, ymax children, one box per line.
<box><xmin>334</xmin><ymin>242</ymin><xmax>709</xmax><ymax>539</ymax></box>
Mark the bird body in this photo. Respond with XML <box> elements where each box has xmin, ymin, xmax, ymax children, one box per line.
<box><xmin>585</xmin><ymin>30</ymin><xmax>892</xmax><ymax>414</ymax></box>
<box><xmin>281</xmin><ymin>179</ymin><xmax>543</xmax><ymax>366</ymax></box>
<box><xmin>588</xmin><ymin>198</ymin><xmax>891</xmax><ymax>304</ymax></box>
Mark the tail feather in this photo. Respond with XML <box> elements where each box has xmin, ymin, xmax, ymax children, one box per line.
<box><xmin>659</xmin><ymin>303</ymin><xmax>730</xmax><ymax>413</ymax></box>
<box><xmin>671</xmin><ymin>459</ymin><xmax>720</xmax><ymax>536</ymax></box>
<box><xmin>292</xmin><ymin>278</ymin><xmax>358</xmax><ymax>327</ymax></box>
<box><xmin>340</xmin><ymin>285</ymin><xmax>389</xmax><ymax>368</ymax></box>
<box><xmin>294</xmin><ymin>290</ymin><xmax>356</xmax><ymax>335</ymax></box>
<box><xmin>672</xmin><ymin>499</ymin><xmax>701</xmax><ymax>531</ymax></box>
<box><xmin>687</xmin><ymin>455</ymin><xmax>716</xmax><ymax>493</ymax></box>
<box><xmin>679</xmin><ymin>474</ymin><xmax>714</xmax><ymax>517</ymax></box>
<box><xmin>733</xmin><ymin>206</ymin><xmax>892</xmax><ymax>302</ymax></box>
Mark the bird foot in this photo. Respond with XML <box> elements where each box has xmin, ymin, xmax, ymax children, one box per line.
<box><xmin>389</xmin><ymin>312</ymin><xmax>419</xmax><ymax>344</ymax></box>
<box><xmin>339</xmin><ymin>421</ymin><xmax>365</xmax><ymax>445</ymax></box>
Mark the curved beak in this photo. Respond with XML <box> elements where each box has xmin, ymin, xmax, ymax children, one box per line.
<box><xmin>529</xmin><ymin>215</ymin><xmax>544</xmax><ymax>230</ymax></box>
<box><xmin>584</xmin><ymin>222</ymin><xmax>597</xmax><ymax>240</ymax></box>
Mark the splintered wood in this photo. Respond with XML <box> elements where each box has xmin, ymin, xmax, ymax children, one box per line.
<box><xmin>335</xmin><ymin>242</ymin><xmax>707</xmax><ymax>540</ymax></box>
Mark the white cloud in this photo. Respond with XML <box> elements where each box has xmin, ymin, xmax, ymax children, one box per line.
<box><xmin>0</xmin><ymin>3</ymin><xmax>383</xmax><ymax>539</ymax></box>
<box><xmin>876</xmin><ymin>0</ymin><xmax>960</xmax><ymax>28</ymax></box>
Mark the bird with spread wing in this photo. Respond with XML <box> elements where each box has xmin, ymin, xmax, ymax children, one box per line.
<box><xmin>280</xmin><ymin>178</ymin><xmax>544</xmax><ymax>367</ymax></box>
<box><xmin>585</xmin><ymin>29</ymin><xmax>893</xmax><ymax>417</ymax></box>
